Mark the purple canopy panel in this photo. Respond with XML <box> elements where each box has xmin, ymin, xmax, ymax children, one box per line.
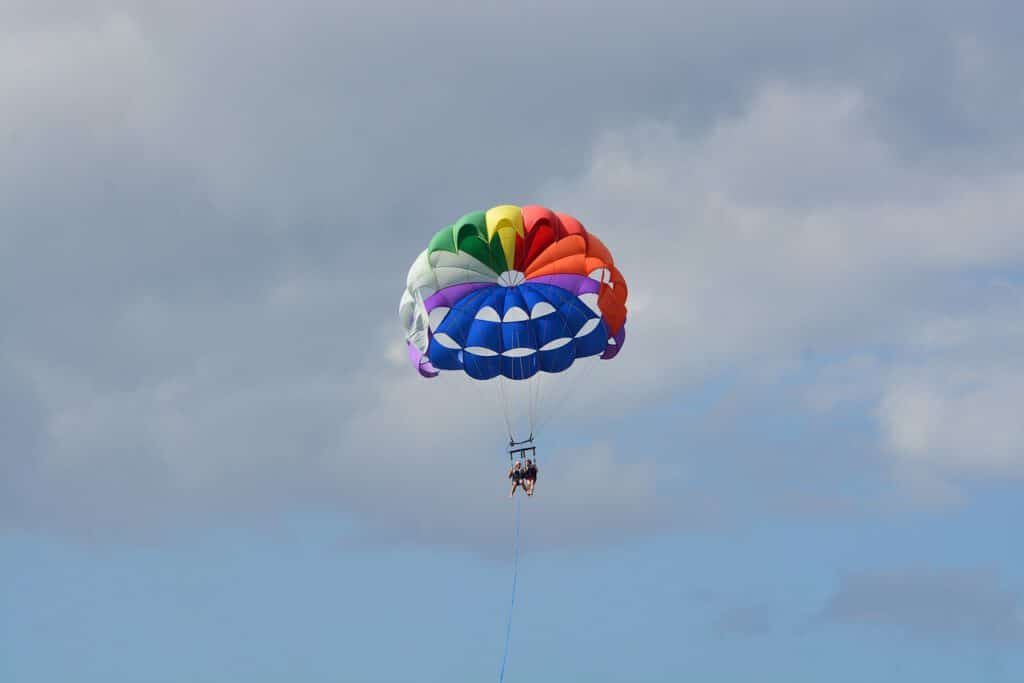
<box><xmin>424</xmin><ymin>282</ymin><xmax>495</xmax><ymax>313</ymax></box>
<box><xmin>526</xmin><ymin>273</ymin><xmax>600</xmax><ymax>296</ymax></box>
<box><xmin>600</xmin><ymin>322</ymin><xmax>626</xmax><ymax>360</ymax></box>
<box><xmin>407</xmin><ymin>340</ymin><xmax>439</xmax><ymax>378</ymax></box>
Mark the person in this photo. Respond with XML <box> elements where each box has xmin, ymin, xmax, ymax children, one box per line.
<box><xmin>508</xmin><ymin>461</ymin><xmax>524</xmax><ymax>497</ymax></box>
<box><xmin>523</xmin><ymin>459</ymin><xmax>538</xmax><ymax>496</ymax></box>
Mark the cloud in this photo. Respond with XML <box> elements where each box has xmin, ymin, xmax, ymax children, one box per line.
<box><xmin>880</xmin><ymin>369</ymin><xmax>1024</xmax><ymax>475</ymax></box>
<box><xmin>875</xmin><ymin>299</ymin><xmax>1024</xmax><ymax>479</ymax></box>
<box><xmin>3</xmin><ymin>2</ymin><xmax>1024</xmax><ymax>546</ymax></box>
<box><xmin>334</xmin><ymin>351</ymin><xmax>685</xmax><ymax>552</ymax></box>
<box><xmin>0</xmin><ymin>357</ymin><xmax>50</xmax><ymax>526</ymax></box>
<box><xmin>545</xmin><ymin>79</ymin><xmax>1024</xmax><ymax>490</ymax></box>
<box><xmin>819</xmin><ymin>568</ymin><xmax>1024</xmax><ymax>644</ymax></box>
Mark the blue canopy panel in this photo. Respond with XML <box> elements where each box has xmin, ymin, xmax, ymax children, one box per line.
<box><xmin>426</xmin><ymin>282</ymin><xmax>610</xmax><ymax>380</ymax></box>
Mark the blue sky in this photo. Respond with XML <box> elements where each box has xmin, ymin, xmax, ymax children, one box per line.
<box><xmin>4</xmin><ymin>486</ymin><xmax>1023</xmax><ymax>682</ymax></box>
<box><xmin>5</xmin><ymin>375</ymin><xmax>1023</xmax><ymax>681</ymax></box>
<box><xmin>3</xmin><ymin>1</ymin><xmax>1024</xmax><ymax>681</ymax></box>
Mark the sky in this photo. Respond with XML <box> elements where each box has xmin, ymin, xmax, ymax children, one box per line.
<box><xmin>2</xmin><ymin>1</ymin><xmax>1024</xmax><ymax>681</ymax></box>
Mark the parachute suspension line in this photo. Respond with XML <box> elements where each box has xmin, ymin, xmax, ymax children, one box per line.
<box><xmin>513</xmin><ymin>355</ymin><xmax>522</xmax><ymax>435</ymax></box>
<box><xmin>526</xmin><ymin>373</ymin><xmax>536</xmax><ymax>439</ymax></box>
<box><xmin>525</xmin><ymin>359</ymin><xmax>532</xmax><ymax>435</ymax></box>
<box><xmin>518</xmin><ymin>354</ymin><xmax>533</xmax><ymax>440</ymax></box>
<box><xmin>532</xmin><ymin>354</ymin><xmax>600</xmax><ymax>439</ymax></box>
<box><xmin>498</xmin><ymin>374</ymin><xmax>514</xmax><ymax>443</ymax></box>
<box><xmin>536</xmin><ymin>374</ymin><xmax>544</xmax><ymax>438</ymax></box>
<box><xmin>537</xmin><ymin>370</ymin><xmax>544</xmax><ymax>423</ymax></box>
<box><xmin>465</xmin><ymin>371</ymin><xmax>495</xmax><ymax>418</ymax></box>
<box><xmin>531</xmin><ymin>370</ymin><xmax>543</xmax><ymax>439</ymax></box>
<box><xmin>498</xmin><ymin>495</ymin><xmax>522</xmax><ymax>683</ymax></box>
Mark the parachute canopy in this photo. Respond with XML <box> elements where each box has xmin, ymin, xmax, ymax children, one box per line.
<box><xmin>399</xmin><ymin>204</ymin><xmax>628</xmax><ymax>381</ymax></box>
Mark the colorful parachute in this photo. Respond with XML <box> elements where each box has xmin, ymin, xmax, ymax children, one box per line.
<box><xmin>399</xmin><ymin>204</ymin><xmax>627</xmax><ymax>379</ymax></box>
<box><xmin>399</xmin><ymin>204</ymin><xmax>627</xmax><ymax>441</ymax></box>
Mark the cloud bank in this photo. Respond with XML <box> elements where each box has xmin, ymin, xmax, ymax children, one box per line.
<box><xmin>3</xmin><ymin>1</ymin><xmax>1024</xmax><ymax>549</ymax></box>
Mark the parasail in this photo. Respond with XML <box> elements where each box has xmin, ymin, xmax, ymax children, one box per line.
<box><xmin>398</xmin><ymin>204</ymin><xmax>628</xmax><ymax>446</ymax></box>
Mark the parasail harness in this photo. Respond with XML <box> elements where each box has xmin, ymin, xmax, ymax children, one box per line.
<box><xmin>507</xmin><ymin>435</ymin><xmax>536</xmax><ymax>464</ymax></box>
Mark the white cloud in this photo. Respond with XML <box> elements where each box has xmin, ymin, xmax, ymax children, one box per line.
<box><xmin>545</xmin><ymin>80</ymin><xmax>1024</xmax><ymax>487</ymax></box>
<box><xmin>329</xmin><ymin>337</ymin><xmax>682</xmax><ymax>550</ymax></box>
<box><xmin>4</xmin><ymin>0</ymin><xmax>1024</xmax><ymax>542</ymax></box>
<box><xmin>8</xmin><ymin>77</ymin><xmax>1023</xmax><ymax>541</ymax></box>
<box><xmin>879</xmin><ymin>364</ymin><xmax>1024</xmax><ymax>477</ymax></box>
